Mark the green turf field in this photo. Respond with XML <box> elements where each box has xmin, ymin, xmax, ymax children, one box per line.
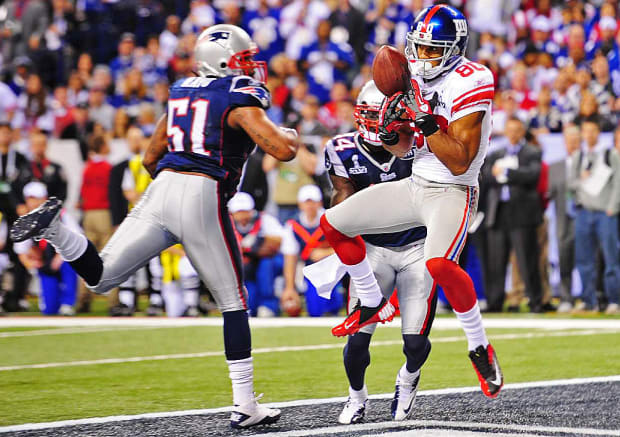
<box><xmin>1</xmin><ymin>320</ymin><xmax>619</xmax><ymax>427</ymax></box>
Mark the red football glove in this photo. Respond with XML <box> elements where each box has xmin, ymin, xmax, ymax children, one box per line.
<box><xmin>378</xmin><ymin>92</ymin><xmax>412</xmax><ymax>146</ymax></box>
<box><xmin>404</xmin><ymin>81</ymin><xmax>439</xmax><ymax>137</ymax></box>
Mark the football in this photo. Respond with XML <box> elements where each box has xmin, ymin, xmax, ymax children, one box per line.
<box><xmin>372</xmin><ymin>45</ymin><xmax>411</xmax><ymax>96</ymax></box>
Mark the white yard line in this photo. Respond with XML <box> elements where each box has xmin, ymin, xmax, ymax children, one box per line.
<box><xmin>0</xmin><ymin>326</ymin><xmax>165</xmax><ymax>338</ymax></box>
<box><xmin>0</xmin><ymin>316</ymin><xmax>619</xmax><ymax>330</ymax></box>
<box><xmin>0</xmin><ymin>375</ymin><xmax>618</xmax><ymax>434</ymax></box>
<box><xmin>255</xmin><ymin>419</ymin><xmax>620</xmax><ymax>437</ymax></box>
<box><xmin>1</xmin><ymin>329</ymin><xmax>618</xmax><ymax>372</ymax></box>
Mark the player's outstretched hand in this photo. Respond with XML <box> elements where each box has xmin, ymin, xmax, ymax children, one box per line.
<box><xmin>378</xmin><ymin>92</ymin><xmax>411</xmax><ymax>146</ymax></box>
<box><xmin>403</xmin><ymin>82</ymin><xmax>439</xmax><ymax>138</ymax></box>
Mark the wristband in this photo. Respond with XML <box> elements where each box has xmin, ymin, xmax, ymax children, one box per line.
<box><xmin>416</xmin><ymin>114</ymin><xmax>439</xmax><ymax>137</ymax></box>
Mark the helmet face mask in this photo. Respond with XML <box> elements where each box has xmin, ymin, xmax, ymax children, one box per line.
<box><xmin>405</xmin><ymin>5</ymin><xmax>468</xmax><ymax>80</ymax></box>
<box><xmin>354</xmin><ymin>81</ymin><xmax>384</xmax><ymax>147</ymax></box>
<box><xmin>228</xmin><ymin>47</ymin><xmax>268</xmax><ymax>83</ymax></box>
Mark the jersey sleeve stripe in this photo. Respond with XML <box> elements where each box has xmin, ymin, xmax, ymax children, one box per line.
<box><xmin>451</xmin><ymin>91</ymin><xmax>494</xmax><ymax>114</ymax></box>
<box><xmin>453</xmin><ymin>85</ymin><xmax>494</xmax><ymax>105</ymax></box>
<box><xmin>451</xmin><ymin>100</ymin><xmax>493</xmax><ymax>116</ymax></box>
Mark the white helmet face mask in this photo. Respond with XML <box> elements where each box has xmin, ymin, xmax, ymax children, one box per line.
<box><xmin>354</xmin><ymin>81</ymin><xmax>384</xmax><ymax>147</ymax></box>
<box><xmin>195</xmin><ymin>24</ymin><xmax>267</xmax><ymax>82</ymax></box>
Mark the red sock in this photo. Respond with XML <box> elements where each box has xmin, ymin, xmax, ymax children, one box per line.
<box><xmin>320</xmin><ymin>214</ymin><xmax>366</xmax><ymax>265</ymax></box>
<box><xmin>426</xmin><ymin>257</ymin><xmax>476</xmax><ymax>313</ymax></box>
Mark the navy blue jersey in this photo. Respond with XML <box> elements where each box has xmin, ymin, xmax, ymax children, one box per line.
<box><xmin>156</xmin><ymin>75</ymin><xmax>270</xmax><ymax>198</ymax></box>
<box><xmin>324</xmin><ymin>132</ymin><xmax>426</xmax><ymax>247</ymax></box>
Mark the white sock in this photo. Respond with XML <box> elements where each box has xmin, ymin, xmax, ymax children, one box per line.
<box><xmin>227</xmin><ymin>357</ymin><xmax>254</xmax><ymax>406</ymax></box>
<box><xmin>183</xmin><ymin>289</ymin><xmax>199</xmax><ymax>308</ymax></box>
<box><xmin>149</xmin><ymin>293</ymin><xmax>163</xmax><ymax>306</ymax></box>
<box><xmin>347</xmin><ymin>258</ymin><xmax>382</xmax><ymax>307</ymax></box>
<box><xmin>48</xmin><ymin>221</ymin><xmax>88</xmax><ymax>262</ymax></box>
<box><xmin>398</xmin><ymin>363</ymin><xmax>420</xmax><ymax>384</ymax></box>
<box><xmin>454</xmin><ymin>302</ymin><xmax>489</xmax><ymax>351</ymax></box>
<box><xmin>349</xmin><ymin>384</ymin><xmax>368</xmax><ymax>402</ymax></box>
<box><xmin>162</xmin><ymin>282</ymin><xmax>184</xmax><ymax>317</ymax></box>
<box><xmin>119</xmin><ymin>290</ymin><xmax>135</xmax><ymax>308</ymax></box>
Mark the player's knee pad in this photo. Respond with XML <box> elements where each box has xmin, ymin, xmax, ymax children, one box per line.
<box><xmin>319</xmin><ymin>214</ymin><xmax>366</xmax><ymax>265</ymax></box>
<box><xmin>426</xmin><ymin>257</ymin><xmax>475</xmax><ymax>312</ymax></box>
<box><xmin>402</xmin><ymin>334</ymin><xmax>431</xmax><ymax>373</ymax></box>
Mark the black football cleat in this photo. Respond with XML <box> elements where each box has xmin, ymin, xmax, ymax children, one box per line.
<box><xmin>10</xmin><ymin>197</ymin><xmax>62</xmax><ymax>243</ymax></box>
<box><xmin>469</xmin><ymin>343</ymin><xmax>503</xmax><ymax>398</ymax></box>
<box><xmin>332</xmin><ymin>297</ymin><xmax>395</xmax><ymax>337</ymax></box>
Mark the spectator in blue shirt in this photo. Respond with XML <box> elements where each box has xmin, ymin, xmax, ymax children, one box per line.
<box><xmin>299</xmin><ymin>20</ymin><xmax>354</xmax><ymax>104</ymax></box>
<box><xmin>242</xmin><ymin>0</ymin><xmax>284</xmax><ymax>64</ymax></box>
<box><xmin>109</xmin><ymin>33</ymin><xmax>136</xmax><ymax>82</ymax></box>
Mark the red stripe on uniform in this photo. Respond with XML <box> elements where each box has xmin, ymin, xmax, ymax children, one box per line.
<box><xmin>216</xmin><ymin>182</ymin><xmax>247</xmax><ymax>310</ymax></box>
<box><xmin>444</xmin><ymin>188</ymin><xmax>471</xmax><ymax>258</ymax></box>
<box><xmin>423</xmin><ymin>5</ymin><xmax>443</xmax><ymax>31</ymax></box>
<box><xmin>452</xmin><ymin>100</ymin><xmax>493</xmax><ymax>115</ymax></box>
<box><xmin>453</xmin><ymin>85</ymin><xmax>494</xmax><ymax>105</ymax></box>
<box><xmin>419</xmin><ymin>281</ymin><xmax>437</xmax><ymax>335</ymax></box>
<box><xmin>452</xmin><ymin>91</ymin><xmax>495</xmax><ymax>114</ymax></box>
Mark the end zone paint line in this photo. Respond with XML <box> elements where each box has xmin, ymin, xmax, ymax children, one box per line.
<box><xmin>0</xmin><ymin>375</ymin><xmax>618</xmax><ymax>434</ymax></box>
<box><xmin>1</xmin><ymin>317</ymin><xmax>620</xmax><ymax>330</ymax></box>
<box><xmin>0</xmin><ymin>326</ymin><xmax>166</xmax><ymax>338</ymax></box>
<box><xmin>254</xmin><ymin>419</ymin><xmax>620</xmax><ymax>437</ymax></box>
<box><xmin>1</xmin><ymin>329</ymin><xmax>618</xmax><ymax>372</ymax></box>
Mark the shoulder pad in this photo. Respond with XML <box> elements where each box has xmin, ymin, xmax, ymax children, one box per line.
<box><xmin>229</xmin><ymin>76</ymin><xmax>271</xmax><ymax>109</ymax></box>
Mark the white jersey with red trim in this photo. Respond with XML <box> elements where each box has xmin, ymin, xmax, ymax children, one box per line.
<box><xmin>410</xmin><ymin>57</ymin><xmax>494</xmax><ymax>186</ymax></box>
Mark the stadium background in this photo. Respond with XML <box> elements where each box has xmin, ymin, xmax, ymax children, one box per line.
<box><xmin>0</xmin><ymin>0</ymin><xmax>618</xmax><ymax>317</ymax></box>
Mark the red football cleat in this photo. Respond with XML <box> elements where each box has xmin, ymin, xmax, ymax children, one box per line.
<box><xmin>332</xmin><ymin>298</ymin><xmax>396</xmax><ymax>337</ymax></box>
<box><xmin>469</xmin><ymin>343</ymin><xmax>503</xmax><ymax>398</ymax></box>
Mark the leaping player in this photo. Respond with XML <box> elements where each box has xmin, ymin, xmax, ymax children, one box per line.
<box><xmin>319</xmin><ymin>5</ymin><xmax>503</xmax><ymax>398</ymax></box>
<box><xmin>10</xmin><ymin>24</ymin><xmax>300</xmax><ymax>428</ymax></box>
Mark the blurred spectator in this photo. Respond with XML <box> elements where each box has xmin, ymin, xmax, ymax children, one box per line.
<box><xmin>574</xmin><ymin>90</ymin><xmax>615</xmax><ymax>132</ymax></box>
<box><xmin>328</xmin><ymin>0</ymin><xmax>367</xmax><ymax>65</ymax></box>
<box><xmin>556</xmin><ymin>24</ymin><xmax>587</xmax><ymax>68</ymax></box>
<box><xmin>299</xmin><ymin>20</ymin><xmax>354</xmax><ymax>104</ymax></box>
<box><xmin>181</xmin><ymin>0</ymin><xmax>216</xmax><ymax>35</ymax></box>
<box><xmin>76</xmin><ymin>134</ymin><xmax>113</xmax><ymax>313</ymax></box>
<box><xmin>110</xmin><ymin>33</ymin><xmax>136</xmax><ymax>81</ymax></box>
<box><xmin>569</xmin><ymin>117</ymin><xmax>620</xmax><ymax>315</ymax></box>
<box><xmin>229</xmin><ymin>192</ymin><xmax>284</xmax><ymax>317</ymax></box>
<box><xmin>66</xmin><ymin>70</ymin><xmax>88</xmax><ymax>106</ymax></box>
<box><xmin>12</xmin><ymin>73</ymin><xmax>54</xmax><ymax>134</ymax></box>
<box><xmin>91</xmin><ymin>65</ymin><xmax>114</xmax><ymax>95</ymax></box>
<box><xmin>588</xmin><ymin>55</ymin><xmax>617</xmax><ymax>130</ymax></box>
<box><xmin>76</xmin><ymin>53</ymin><xmax>94</xmax><ymax>88</ymax></box>
<box><xmin>0</xmin><ymin>122</ymin><xmax>31</xmax><ymax>220</ymax></box>
<box><xmin>51</xmin><ymin>86</ymin><xmax>73</xmax><ymax>137</ymax></box>
<box><xmin>159</xmin><ymin>15</ymin><xmax>181</xmax><ymax>62</ymax></box>
<box><xmin>549</xmin><ymin>125</ymin><xmax>581</xmax><ymax>313</ymax></box>
<box><xmin>13</xmin><ymin>181</ymin><xmax>78</xmax><ymax>316</ymax></box>
<box><xmin>112</xmin><ymin>108</ymin><xmax>130</xmax><ymax>140</ymax></box>
<box><xmin>280</xmin><ymin>184</ymin><xmax>342</xmax><ymax>317</ymax></box>
<box><xmin>88</xmin><ymin>87</ymin><xmax>115</xmax><ymax>132</ymax></box>
<box><xmin>482</xmin><ymin>117</ymin><xmax>543</xmax><ymax>313</ymax></box>
<box><xmin>283</xmin><ymin>79</ymin><xmax>309</xmax><ymax>127</ymax></box>
<box><xmin>60</xmin><ymin>101</ymin><xmax>95</xmax><ymax>161</ymax></box>
<box><xmin>0</xmin><ymin>0</ymin><xmax>49</xmax><ymax>59</ymax></box>
<box><xmin>4</xmin><ymin>56</ymin><xmax>33</xmax><ymax>96</ymax></box>
<box><xmin>28</xmin><ymin>130</ymin><xmax>67</xmax><ymax>200</ymax></box>
<box><xmin>0</xmin><ymin>82</ymin><xmax>18</xmax><ymax>123</ymax></box>
<box><xmin>243</xmin><ymin>0</ymin><xmax>284</xmax><ymax>64</ymax></box>
<box><xmin>111</xmin><ymin>69</ymin><xmax>153</xmax><ymax>119</ymax></box>
<box><xmin>152</xmin><ymin>80</ymin><xmax>169</xmax><ymax>120</ymax></box>
<box><xmin>280</xmin><ymin>0</ymin><xmax>330</xmax><ymax>60</ymax></box>
<box><xmin>527</xmin><ymin>86</ymin><xmax>562</xmax><ymax>134</ymax></box>
<box><xmin>136</xmin><ymin>36</ymin><xmax>168</xmax><ymax>88</ymax></box>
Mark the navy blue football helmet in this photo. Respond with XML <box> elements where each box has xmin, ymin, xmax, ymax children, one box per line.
<box><xmin>405</xmin><ymin>5</ymin><xmax>469</xmax><ymax>79</ymax></box>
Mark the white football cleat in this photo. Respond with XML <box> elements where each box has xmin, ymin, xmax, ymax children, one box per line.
<box><xmin>391</xmin><ymin>370</ymin><xmax>420</xmax><ymax>421</ymax></box>
<box><xmin>338</xmin><ymin>385</ymin><xmax>367</xmax><ymax>424</ymax></box>
<box><xmin>230</xmin><ymin>394</ymin><xmax>281</xmax><ymax>429</ymax></box>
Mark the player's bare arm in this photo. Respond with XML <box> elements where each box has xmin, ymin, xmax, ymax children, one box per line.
<box><xmin>426</xmin><ymin>111</ymin><xmax>484</xmax><ymax>176</ymax></box>
<box><xmin>228</xmin><ymin>106</ymin><xmax>299</xmax><ymax>161</ymax></box>
<box><xmin>143</xmin><ymin>114</ymin><xmax>169</xmax><ymax>177</ymax></box>
<box><xmin>329</xmin><ymin>174</ymin><xmax>356</xmax><ymax>207</ymax></box>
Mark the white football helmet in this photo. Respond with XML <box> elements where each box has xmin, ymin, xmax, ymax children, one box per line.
<box><xmin>354</xmin><ymin>80</ymin><xmax>384</xmax><ymax>146</ymax></box>
<box><xmin>195</xmin><ymin>24</ymin><xmax>267</xmax><ymax>82</ymax></box>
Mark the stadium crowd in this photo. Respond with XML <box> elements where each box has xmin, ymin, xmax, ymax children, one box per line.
<box><xmin>0</xmin><ymin>0</ymin><xmax>619</xmax><ymax>317</ymax></box>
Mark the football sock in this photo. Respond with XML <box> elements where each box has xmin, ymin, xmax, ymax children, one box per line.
<box><xmin>454</xmin><ymin>303</ymin><xmax>489</xmax><ymax>351</ymax></box>
<box><xmin>149</xmin><ymin>292</ymin><xmax>163</xmax><ymax>307</ymax></box>
<box><xmin>402</xmin><ymin>334</ymin><xmax>431</xmax><ymax>374</ymax></box>
<box><xmin>348</xmin><ymin>385</ymin><xmax>368</xmax><ymax>402</ymax></box>
<box><xmin>48</xmin><ymin>220</ymin><xmax>88</xmax><ymax>262</ymax></box>
<box><xmin>343</xmin><ymin>332</ymin><xmax>372</xmax><ymax>391</ymax></box>
<box><xmin>161</xmin><ymin>283</ymin><xmax>184</xmax><ymax>317</ymax></box>
<box><xmin>223</xmin><ymin>310</ymin><xmax>252</xmax><ymax>360</ymax></box>
<box><xmin>184</xmin><ymin>289</ymin><xmax>200</xmax><ymax>308</ymax></box>
<box><xmin>426</xmin><ymin>257</ymin><xmax>476</xmax><ymax>312</ymax></box>
<box><xmin>348</xmin><ymin>259</ymin><xmax>383</xmax><ymax>307</ymax></box>
<box><xmin>398</xmin><ymin>362</ymin><xmax>420</xmax><ymax>385</ymax></box>
<box><xmin>119</xmin><ymin>289</ymin><xmax>136</xmax><ymax>308</ymax></box>
<box><xmin>227</xmin><ymin>357</ymin><xmax>254</xmax><ymax>406</ymax></box>
<box><xmin>67</xmin><ymin>241</ymin><xmax>103</xmax><ymax>286</ymax></box>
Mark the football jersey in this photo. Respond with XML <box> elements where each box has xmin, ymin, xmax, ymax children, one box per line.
<box><xmin>325</xmin><ymin>132</ymin><xmax>426</xmax><ymax>247</ymax></box>
<box><xmin>410</xmin><ymin>57</ymin><xmax>494</xmax><ymax>186</ymax></box>
<box><xmin>156</xmin><ymin>75</ymin><xmax>270</xmax><ymax>198</ymax></box>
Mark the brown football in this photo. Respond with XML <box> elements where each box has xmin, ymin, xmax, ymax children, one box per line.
<box><xmin>372</xmin><ymin>45</ymin><xmax>411</xmax><ymax>96</ymax></box>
